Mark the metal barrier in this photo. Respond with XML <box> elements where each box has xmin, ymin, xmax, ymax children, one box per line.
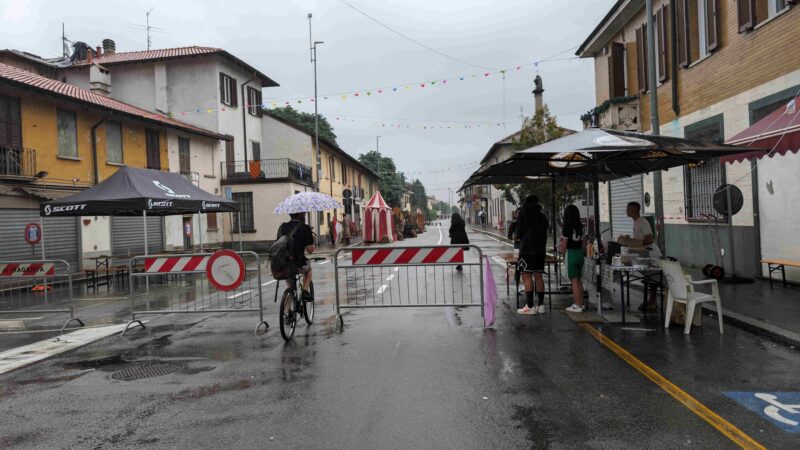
<box><xmin>123</xmin><ymin>251</ymin><xmax>268</xmax><ymax>336</ymax></box>
<box><xmin>333</xmin><ymin>244</ymin><xmax>485</xmax><ymax>330</ymax></box>
<box><xmin>0</xmin><ymin>259</ymin><xmax>84</xmax><ymax>333</ymax></box>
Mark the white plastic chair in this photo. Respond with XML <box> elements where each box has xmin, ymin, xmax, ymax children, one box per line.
<box><xmin>658</xmin><ymin>259</ymin><xmax>723</xmax><ymax>334</ymax></box>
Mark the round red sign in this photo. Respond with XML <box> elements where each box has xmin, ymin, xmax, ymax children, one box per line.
<box><xmin>206</xmin><ymin>249</ymin><xmax>245</xmax><ymax>291</ymax></box>
<box><xmin>25</xmin><ymin>223</ymin><xmax>41</xmax><ymax>245</ymax></box>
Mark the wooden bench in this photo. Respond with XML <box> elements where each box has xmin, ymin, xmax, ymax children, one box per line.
<box><xmin>761</xmin><ymin>258</ymin><xmax>800</xmax><ymax>288</ymax></box>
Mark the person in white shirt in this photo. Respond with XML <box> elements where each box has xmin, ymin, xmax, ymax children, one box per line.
<box><xmin>618</xmin><ymin>201</ymin><xmax>661</xmax><ymax>310</ymax></box>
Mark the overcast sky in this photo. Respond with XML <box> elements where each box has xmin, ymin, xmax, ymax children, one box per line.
<box><xmin>1</xmin><ymin>0</ymin><xmax>613</xmax><ymax>200</ymax></box>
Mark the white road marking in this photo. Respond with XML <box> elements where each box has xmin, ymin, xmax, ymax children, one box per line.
<box><xmin>262</xmin><ymin>280</ymin><xmax>276</xmax><ymax>286</ymax></box>
<box><xmin>227</xmin><ymin>290</ymin><xmax>252</xmax><ymax>299</ymax></box>
<box><xmin>337</xmin><ymin>255</ymin><xmax>344</xmax><ymax>259</ymax></box>
<box><xmin>437</xmin><ymin>224</ymin><xmax>443</xmax><ymax>245</ymax></box>
<box><xmin>393</xmin><ymin>267</ymin><xmax>399</xmax><ymax>272</ymax></box>
<box><xmin>491</xmin><ymin>256</ymin><xmax>509</xmax><ymax>268</ymax></box>
<box><xmin>318</xmin><ymin>259</ymin><xmax>331</xmax><ymax>265</ymax></box>
<box><xmin>483</xmin><ymin>234</ymin><xmax>513</xmax><ymax>247</ymax></box>
<box><xmin>0</xmin><ymin>324</ymin><xmax>131</xmax><ymax>375</ymax></box>
<box><xmin>386</xmin><ymin>274</ymin><xmax>395</xmax><ymax>281</ymax></box>
<box><xmin>376</xmin><ymin>285</ymin><xmax>388</xmax><ymax>294</ymax></box>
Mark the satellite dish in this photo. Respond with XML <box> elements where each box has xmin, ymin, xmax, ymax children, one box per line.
<box><xmin>713</xmin><ymin>184</ymin><xmax>743</xmax><ymax>216</ymax></box>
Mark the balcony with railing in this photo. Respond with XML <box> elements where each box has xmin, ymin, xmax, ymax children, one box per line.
<box><xmin>221</xmin><ymin>158</ymin><xmax>314</xmax><ymax>186</ymax></box>
<box><xmin>0</xmin><ymin>147</ymin><xmax>36</xmax><ymax>179</ymax></box>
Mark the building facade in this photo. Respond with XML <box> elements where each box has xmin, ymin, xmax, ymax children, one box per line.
<box><xmin>0</xmin><ymin>62</ymin><xmax>227</xmax><ymax>268</ymax></box>
<box><xmin>578</xmin><ymin>0</ymin><xmax>800</xmax><ymax>281</ymax></box>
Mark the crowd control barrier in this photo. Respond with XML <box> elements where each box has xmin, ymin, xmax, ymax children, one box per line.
<box><xmin>0</xmin><ymin>259</ymin><xmax>84</xmax><ymax>333</ymax></box>
<box><xmin>333</xmin><ymin>244</ymin><xmax>485</xmax><ymax>331</ymax></box>
<box><xmin>123</xmin><ymin>251</ymin><xmax>268</xmax><ymax>336</ymax></box>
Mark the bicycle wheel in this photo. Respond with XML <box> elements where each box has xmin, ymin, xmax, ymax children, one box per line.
<box><xmin>279</xmin><ymin>288</ymin><xmax>297</xmax><ymax>340</ymax></box>
<box><xmin>303</xmin><ymin>281</ymin><xmax>315</xmax><ymax>324</ymax></box>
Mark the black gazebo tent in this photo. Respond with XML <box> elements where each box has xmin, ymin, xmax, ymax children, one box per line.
<box><xmin>464</xmin><ymin>127</ymin><xmax>765</xmax><ymax>312</ymax></box>
<box><xmin>40</xmin><ymin>166</ymin><xmax>238</xmax><ymax>257</ymax></box>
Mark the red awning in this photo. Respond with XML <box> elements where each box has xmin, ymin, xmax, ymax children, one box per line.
<box><xmin>721</xmin><ymin>96</ymin><xmax>800</xmax><ymax>164</ymax></box>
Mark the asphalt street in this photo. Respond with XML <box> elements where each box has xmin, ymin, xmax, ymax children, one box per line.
<box><xmin>1</xmin><ymin>224</ymin><xmax>799</xmax><ymax>449</ymax></box>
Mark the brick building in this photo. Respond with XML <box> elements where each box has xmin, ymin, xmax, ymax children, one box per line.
<box><xmin>578</xmin><ymin>0</ymin><xmax>800</xmax><ymax>281</ymax></box>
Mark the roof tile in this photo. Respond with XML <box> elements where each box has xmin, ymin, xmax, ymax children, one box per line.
<box><xmin>0</xmin><ymin>62</ymin><xmax>227</xmax><ymax>140</ymax></box>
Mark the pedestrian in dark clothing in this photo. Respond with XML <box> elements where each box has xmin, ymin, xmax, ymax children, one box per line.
<box><xmin>507</xmin><ymin>208</ymin><xmax>522</xmax><ymax>290</ymax></box>
<box><xmin>449</xmin><ymin>213</ymin><xmax>469</xmax><ymax>271</ymax></box>
<box><xmin>516</xmin><ymin>195</ymin><xmax>548</xmax><ymax>315</ymax></box>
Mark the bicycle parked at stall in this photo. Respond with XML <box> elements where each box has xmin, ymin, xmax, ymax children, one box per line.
<box><xmin>276</xmin><ymin>257</ymin><xmax>325</xmax><ymax>340</ymax></box>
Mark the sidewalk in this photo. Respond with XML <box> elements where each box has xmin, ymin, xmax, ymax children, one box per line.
<box><xmin>469</xmin><ymin>225</ymin><xmax>800</xmax><ymax>347</ymax></box>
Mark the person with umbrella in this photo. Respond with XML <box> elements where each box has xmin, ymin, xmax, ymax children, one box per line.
<box><xmin>276</xmin><ymin>212</ymin><xmax>316</xmax><ymax>300</ymax></box>
<box><xmin>273</xmin><ymin>192</ymin><xmax>344</xmax><ymax>300</ymax></box>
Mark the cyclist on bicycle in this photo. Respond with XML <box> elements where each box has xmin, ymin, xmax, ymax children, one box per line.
<box><xmin>276</xmin><ymin>212</ymin><xmax>316</xmax><ymax>301</ymax></box>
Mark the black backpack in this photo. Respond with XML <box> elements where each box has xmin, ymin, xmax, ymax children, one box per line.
<box><xmin>268</xmin><ymin>223</ymin><xmax>301</xmax><ymax>280</ymax></box>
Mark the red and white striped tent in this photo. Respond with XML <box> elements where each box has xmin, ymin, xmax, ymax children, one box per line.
<box><xmin>363</xmin><ymin>191</ymin><xmax>394</xmax><ymax>244</ymax></box>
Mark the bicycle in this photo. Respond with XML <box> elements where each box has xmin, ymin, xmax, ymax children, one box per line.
<box><xmin>275</xmin><ymin>257</ymin><xmax>325</xmax><ymax>340</ymax></box>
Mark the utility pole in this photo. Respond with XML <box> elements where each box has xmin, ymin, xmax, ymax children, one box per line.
<box><xmin>309</xmin><ymin>13</ymin><xmax>324</xmax><ymax>245</ymax></box>
<box><xmin>146</xmin><ymin>8</ymin><xmax>154</xmax><ymax>50</ymax></box>
<box><xmin>645</xmin><ymin>0</ymin><xmax>665</xmax><ymax>254</ymax></box>
<box><xmin>376</xmin><ymin>135</ymin><xmax>381</xmax><ymax>153</ymax></box>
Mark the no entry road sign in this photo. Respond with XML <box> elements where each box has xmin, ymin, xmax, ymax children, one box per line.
<box><xmin>206</xmin><ymin>250</ymin><xmax>245</xmax><ymax>291</ymax></box>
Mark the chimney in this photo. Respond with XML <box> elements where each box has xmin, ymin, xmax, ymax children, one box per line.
<box><xmin>96</xmin><ymin>46</ymin><xmax>102</xmax><ymax>56</ymax></box>
<box><xmin>102</xmin><ymin>39</ymin><xmax>116</xmax><ymax>55</ymax></box>
<box><xmin>89</xmin><ymin>64</ymin><xmax>111</xmax><ymax>96</ymax></box>
<box><xmin>532</xmin><ymin>75</ymin><xmax>544</xmax><ymax>114</ymax></box>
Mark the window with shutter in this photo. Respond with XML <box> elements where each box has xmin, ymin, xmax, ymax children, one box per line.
<box><xmin>251</xmin><ymin>141</ymin><xmax>261</xmax><ymax>162</ymax></box>
<box><xmin>206</xmin><ymin>212</ymin><xmax>218</xmax><ymax>231</ymax></box>
<box><xmin>178</xmin><ymin>137</ymin><xmax>191</xmax><ymax>174</ymax></box>
<box><xmin>738</xmin><ymin>0</ymin><xmax>755</xmax><ymax>31</ymax></box>
<box><xmin>636</xmin><ymin>26</ymin><xmax>647</xmax><ymax>93</ymax></box>
<box><xmin>247</xmin><ymin>87</ymin><xmax>262</xmax><ymax>116</ymax></box>
<box><xmin>706</xmin><ymin>0</ymin><xmax>719</xmax><ymax>51</ymax></box>
<box><xmin>230</xmin><ymin>78</ymin><xmax>238</xmax><ymax>107</ymax></box>
<box><xmin>677</xmin><ymin>0</ymin><xmax>690</xmax><ymax>67</ymax></box>
<box><xmin>106</xmin><ymin>121</ymin><xmax>123</xmax><ymax>164</ymax></box>
<box><xmin>0</xmin><ymin>95</ymin><xmax>22</xmax><ymax>149</ymax></box>
<box><xmin>57</xmin><ymin>109</ymin><xmax>78</xmax><ymax>158</ymax></box>
<box><xmin>608</xmin><ymin>42</ymin><xmax>626</xmax><ymax>98</ymax></box>
<box><xmin>145</xmin><ymin>129</ymin><xmax>161</xmax><ymax>170</ymax></box>
<box><xmin>220</xmin><ymin>73</ymin><xmax>233</xmax><ymax>106</ymax></box>
<box><xmin>656</xmin><ymin>6</ymin><xmax>668</xmax><ymax>82</ymax></box>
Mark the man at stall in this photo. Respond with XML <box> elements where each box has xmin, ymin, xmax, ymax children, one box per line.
<box><xmin>617</xmin><ymin>201</ymin><xmax>661</xmax><ymax>311</ymax></box>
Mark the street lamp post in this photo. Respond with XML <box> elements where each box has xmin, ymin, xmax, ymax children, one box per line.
<box><xmin>376</xmin><ymin>135</ymin><xmax>381</xmax><ymax>153</ymax></box>
<box><xmin>308</xmin><ymin>13</ymin><xmax>324</xmax><ymax>244</ymax></box>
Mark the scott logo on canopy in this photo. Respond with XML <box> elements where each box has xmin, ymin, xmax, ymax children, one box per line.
<box><xmin>43</xmin><ymin>204</ymin><xmax>86</xmax><ymax>215</ymax></box>
<box><xmin>152</xmin><ymin>180</ymin><xmax>191</xmax><ymax>198</ymax></box>
<box><xmin>148</xmin><ymin>199</ymin><xmax>173</xmax><ymax>209</ymax></box>
<box><xmin>202</xmin><ymin>201</ymin><xmax>220</xmax><ymax>210</ymax></box>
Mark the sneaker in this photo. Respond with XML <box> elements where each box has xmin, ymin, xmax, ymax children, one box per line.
<box><xmin>517</xmin><ymin>305</ymin><xmax>537</xmax><ymax>315</ymax></box>
<box><xmin>535</xmin><ymin>305</ymin><xmax>546</xmax><ymax>314</ymax></box>
<box><xmin>566</xmin><ymin>304</ymin><xmax>585</xmax><ymax>313</ymax></box>
<box><xmin>302</xmin><ymin>289</ymin><xmax>313</xmax><ymax>302</ymax></box>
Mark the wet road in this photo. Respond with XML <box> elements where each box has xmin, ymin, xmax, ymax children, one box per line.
<box><xmin>1</xmin><ymin>224</ymin><xmax>799</xmax><ymax>448</ymax></box>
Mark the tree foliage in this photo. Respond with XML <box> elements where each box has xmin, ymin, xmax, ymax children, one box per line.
<box><xmin>269</xmin><ymin>106</ymin><xmax>338</xmax><ymax>144</ymax></box>
<box><xmin>498</xmin><ymin>105</ymin><xmax>585</xmax><ymax>227</ymax></box>
<box><xmin>358</xmin><ymin>151</ymin><xmax>405</xmax><ymax>207</ymax></box>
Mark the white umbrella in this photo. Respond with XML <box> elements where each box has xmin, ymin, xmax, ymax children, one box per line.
<box><xmin>273</xmin><ymin>192</ymin><xmax>343</xmax><ymax>214</ymax></box>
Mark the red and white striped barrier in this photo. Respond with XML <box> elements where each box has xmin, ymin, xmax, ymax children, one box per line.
<box><xmin>144</xmin><ymin>255</ymin><xmax>209</xmax><ymax>273</ymax></box>
<box><xmin>0</xmin><ymin>262</ymin><xmax>55</xmax><ymax>277</ymax></box>
<box><xmin>351</xmin><ymin>246</ymin><xmax>464</xmax><ymax>266</ymax></box>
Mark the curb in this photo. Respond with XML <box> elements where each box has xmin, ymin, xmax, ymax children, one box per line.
<box><xmin>701</xmin><ymin>304</ymin><xmax>800</xmax><ymax>348</ymax></box>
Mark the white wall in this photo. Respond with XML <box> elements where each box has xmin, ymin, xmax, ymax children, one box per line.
<box><xmin>164</xmin><ymin>131</ymin><xmax>224</xmax><ymax>249</ymax></box>
<box><xmin>223</xmin><ymin>182</ymin><xmax>306</xmax><ymax>244</ymax></box>
<box><xmin>166</xmin><ymin>58</ymin><xmax>220</xmax><ymax>132</ymax></box>
<box><xmin>80</xmin><ymin>216</ymin><xmax>111</xmax><ymax>267</ymax></box>
<box><xmin>758</xmin><ymin>150</ymin><xmax>800</xmax><ymax>281</ymax></box>
<box><xmin>261</xmin><ymin>115</ymin><xmax>314</xmax><ymax>165</ymax></box>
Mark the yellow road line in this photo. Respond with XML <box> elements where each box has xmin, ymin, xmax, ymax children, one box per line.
<box><xmin>579</xmin><ymin>323</ymin><xmax>765</xmax><ymax>450</ymax></box>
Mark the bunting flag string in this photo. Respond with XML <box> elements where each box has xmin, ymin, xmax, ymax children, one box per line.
<box><xmin>163</xmin><ymin>55</ymin><xmax>580</xmax><ymax>119</ymax></box>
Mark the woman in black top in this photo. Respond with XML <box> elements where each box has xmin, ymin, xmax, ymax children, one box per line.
<box><xmin>559</xmin><ymin>205</ymin><xmax>585</xmax><ymax>312</ymax></box>
<box><xmin>449</xmin><ymin>213</ymin><xmax>468</xmax><ymax>271</ymax></box>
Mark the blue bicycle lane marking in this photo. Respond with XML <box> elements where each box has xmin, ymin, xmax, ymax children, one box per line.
<box><xmin>724</xmin><ymin>391</ymin><xmax>800</xmax><ymax>433</ymax></box>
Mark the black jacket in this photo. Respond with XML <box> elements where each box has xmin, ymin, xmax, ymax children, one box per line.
<box><xmin>516</xmin><ymin>202</ymin><xmax>548</xmax><ymax>254</ymax></box>
<box><xmin>449</xmin><ymin>217</ymin><xmax>469</xmax><ymax>245</ymax></box>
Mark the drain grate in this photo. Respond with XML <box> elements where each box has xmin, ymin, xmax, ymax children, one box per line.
<box><xmin>111</xmin><ymin>362</ymin><xmax>183</xmax><ymax>381</ymax></box>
